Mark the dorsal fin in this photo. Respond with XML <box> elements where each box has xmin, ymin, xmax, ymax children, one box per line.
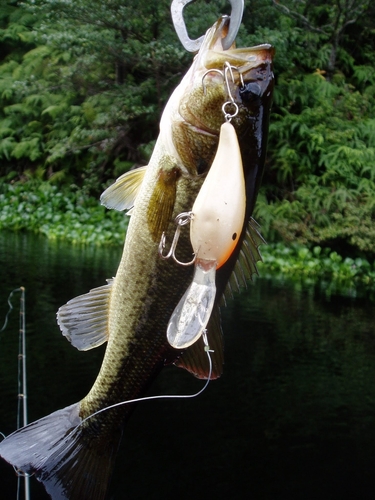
<box><xmin>222</xmin><ymin>217</ymin><xmax>265</xmax><ymax>303</ymax></box>
<box><xmin>100</xmin><ymin>166</ymin><xmax>147</xmax><ymax>211</ymax></box>
<box><xmin>56</xmin><ymin>280</ymin><xmax>113</xmax><ymax>351</ymax></box>
<box><xmin>173</xmin><ymin>306</ymin><xmax>224</xmax><ymax>380</ymax></box>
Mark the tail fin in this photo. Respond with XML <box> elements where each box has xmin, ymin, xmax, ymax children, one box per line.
<box><xmin>0</xmin><ymin>403</ymin><xmax>122</xmax><ymax>500</ymax></box>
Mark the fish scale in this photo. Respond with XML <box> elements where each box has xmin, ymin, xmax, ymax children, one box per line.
<box><xmin>80</xmin><ymin>162</ymin><xmax>203</xmax><ymax>425</ymax></box>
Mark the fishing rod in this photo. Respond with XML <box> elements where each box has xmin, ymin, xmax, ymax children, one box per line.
<box><xmin>0</xmin><ymin>287</ymin><xmax>30</xmax><ymax>500</ymax></box>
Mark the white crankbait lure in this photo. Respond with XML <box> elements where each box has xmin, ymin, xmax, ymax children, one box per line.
<box><xmin>167</xmin><ymin>121</ymin><xmax>246</xmax><ymax>349</ymax></box>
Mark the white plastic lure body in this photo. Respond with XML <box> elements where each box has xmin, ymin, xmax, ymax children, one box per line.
<box><xmin>190</xmin><ymin>121</ymin><xmax>246</xmax><ymax>268</ymax></box>
<box><xmin>167</xmin><ymin>121</ymin><xmax>246</xmax><ymax>349</ymax></box>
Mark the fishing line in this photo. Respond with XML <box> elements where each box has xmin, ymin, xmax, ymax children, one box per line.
<box><xmin>4</xmin><ymin>315</ymin><xmax>213</xmax><ymax>484</ymax></box>
<box><xmin>9</xmin><ymin>344</ymin><xmax>214</xmax><ymax>481</ymax></box>
<box><xmin>0</xmin><ymin>287</ymin><xmax>30</xmax><ymax>500</ymax></box>
<box><xmin>68</xmin><ymin>331</ymin><xmax>214</xmax><ymax>437</ymax></box>
<box><xmin>1</xmin><ymin>287</ymin><xmax>29</xmax><ymax>429</ymax></box>
<box><xmin>0</xmin><ymin>287</ymin><xmax>23</xmax><ymax>333</ymax></box>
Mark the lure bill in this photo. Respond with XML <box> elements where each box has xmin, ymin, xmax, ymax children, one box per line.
<box><xmin>0</xmin><ymin>16</ymin><xmax>274</xmax><ymax>500</ymax></box>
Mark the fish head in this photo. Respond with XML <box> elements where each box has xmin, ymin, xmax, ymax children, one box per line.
<box><xmin>159</xmin><ymin>16</ymin><xmax>274</xmax><ymax>301</ymax></box>
<box><xmin>162</xmin><ymin>15</ymin><xmax>274</xmax><ymax>203</ymax></box>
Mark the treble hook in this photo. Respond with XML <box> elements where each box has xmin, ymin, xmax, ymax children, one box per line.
<box><xmin>171</xmin><ymin>0</ymin><xmax>244</xmax><ymax>52</ymax></box>
<box><xmin>159</xmin><ymin>212</ymin><xmax>196</xmax><ymax>266</ymax></box>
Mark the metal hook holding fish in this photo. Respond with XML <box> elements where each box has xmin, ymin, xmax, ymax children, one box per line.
<box><xmin>171</xmin><ymin>0</ymin><xmax>244</xmax><ymax>52</ymax></box>
<box><xmin>159</xmin><ymin>212</ymin><xmax>196</xmax><ymax>266</ymax></box>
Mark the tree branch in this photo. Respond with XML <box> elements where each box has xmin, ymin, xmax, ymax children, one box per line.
<box><xmin>272</xmin><ymin>0</ymin><xmax>329</xmax><ymax>34</ymax></box>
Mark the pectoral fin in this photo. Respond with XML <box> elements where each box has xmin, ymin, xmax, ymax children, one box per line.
<box><xmin>147</xmin><ymin>166</ymin><xmax>180</xmax><ymax>241</ymax></box>
<box><xmin>100</xmin><ymin>166</ymin><xmax>147</xmax><ymax>211</ymax></box>
<box><xmin>57</xmin><ymin>280</ymin><xmax>113</xmax><ymax>351</ymax></box>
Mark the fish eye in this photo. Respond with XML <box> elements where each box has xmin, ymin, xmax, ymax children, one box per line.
<box><xmin>239</xmin><ymin>82</ymin><xmax>262</xmax><ymax>104</ymax></box>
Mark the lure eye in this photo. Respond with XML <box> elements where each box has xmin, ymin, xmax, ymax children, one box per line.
<box><xmin>239</xmin><ymin>82</ymin><xmax>262</xmax><ymax>103</ymax></box>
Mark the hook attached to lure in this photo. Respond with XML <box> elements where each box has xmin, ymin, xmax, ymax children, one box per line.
<box><xmin>159</xmin><ymin>212</ymin><xmax>196</xmax><ymax>266</ymax></box>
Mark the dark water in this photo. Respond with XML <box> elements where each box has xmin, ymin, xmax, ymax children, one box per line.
<box><xmin>1</xmin><ymin>232</ymin><xmax>375</xmax><ymax>500</ymax></box>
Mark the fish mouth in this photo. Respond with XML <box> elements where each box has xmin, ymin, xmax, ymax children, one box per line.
<box><xmin>200</xmin><ymin>16</ymin><xmax>274</xmax><ymax>68</ymax></box>
<box><xmin>179</xmin><ymin>18</ymin><xmax>274</xmax><ymax>136</ymax></box>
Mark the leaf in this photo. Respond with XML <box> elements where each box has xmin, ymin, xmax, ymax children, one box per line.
<box><xmin>11</xmin><ymin>138</ymin><xmax>42</xmax><ymax>162</ymax></box>
<box><xmin>42</xmin><ymin>104</ymin><xmax>68</xmax><ymax>119</ymax></box>
<box><xmin>0</xmin><ymin>137</ymin><xmax>16</xmax><ymax>160</ymax></box>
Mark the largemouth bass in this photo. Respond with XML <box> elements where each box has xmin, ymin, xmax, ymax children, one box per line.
<box><xmin>0</xmin><ymin>16</ymin><xmax>274</xmax><ymax>500</ymax></box>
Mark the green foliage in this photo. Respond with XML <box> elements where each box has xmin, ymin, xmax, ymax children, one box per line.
<box><xmin>0</xmin><ymin>0</ymin><xmax>375</xmax><ymax>260</ymax></box>
<box><xmin>258</xmin><ymin>243</ymin><xmax>375</xmax><ymax>298</ymax></box>
<box><xmin>0</xmin><ymin>0</ymin><xmax>190</xmax><ymax>194</ymax></box>
<box><xmin>255</xmin><ymin>71</ymin><xmax>375</xmax><ymax>254</ymax></box>
<box><xmin>0</xmin><ymin>180</ymin><xmax>128</xmax><ymax>245</ymax></box>
<box><xmin>245</xmin><ymin>2</ymin><xmax>375</xmax><ymax>257</ymax></box>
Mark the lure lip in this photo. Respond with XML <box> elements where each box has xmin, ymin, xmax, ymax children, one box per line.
<box><xmin>166</xmin><ymin>258</ymin><xmax>217</xmax><ymax>349</ymax></box>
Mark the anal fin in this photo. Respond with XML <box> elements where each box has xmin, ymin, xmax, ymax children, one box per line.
<box><xmin>173</xmin><ymin>306</ymin><xmax>224</xmax><ymax>380</ymax></box>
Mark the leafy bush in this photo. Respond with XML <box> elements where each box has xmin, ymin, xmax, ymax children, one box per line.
<box><xmin>258</xmin><ymin>243</ymin><xmax>375</xmax><ymax>298</ymax></box>
<box><xmin>1</xmin><ymin>178</ymin><xmax>374</xmax><ymax>297</ymax></box>
<box><xmin>254</xmin><ymin>72</ymin><xmax>375</xmax><ymax>255</ymax></box>
<box><xmin>0</xmin><ymin>180</ymin><xmax>128</xmax><ymax>245</ymax></box>
<box><xmin>0</xmin><ymin>0</ymin><xmax>190</xmax><ymax>194</ymax></box>
<box><xmin>1</xmin><ymin>0</ymin><xmax>375</xmax><ymax>259</ymax></box>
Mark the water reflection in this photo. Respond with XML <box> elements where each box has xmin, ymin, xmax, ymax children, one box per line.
<box><xmin>1</xmin><ymin>232</ymin><xmax>375</xmax><ymax>499</ymax></box>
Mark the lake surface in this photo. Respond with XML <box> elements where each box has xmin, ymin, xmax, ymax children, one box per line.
<box><xmin>1</xmin><ymin>231</ymin><xmax>375</xmax><ymax>500</ymax></box>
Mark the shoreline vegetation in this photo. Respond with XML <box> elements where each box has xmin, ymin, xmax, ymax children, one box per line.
<box><xmin>1</xmin><ymin>180</ymin><xmax>374</xmax><ymax>298</ymax></box>
<box><xmin>1</xmin><ymin>1</ymin><xmax>374</xmax><ymax>298</ymax></box>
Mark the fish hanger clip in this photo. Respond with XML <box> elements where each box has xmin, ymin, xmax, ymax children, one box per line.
<box><xmin>202</xmin><ymin>62</ymin><xmax>243</xmax><ymax>122</ymax></box>
<box><xmin>171</xmin><ymin>0</ymin><xmax>244</xmax><ymax>52</ymax></box>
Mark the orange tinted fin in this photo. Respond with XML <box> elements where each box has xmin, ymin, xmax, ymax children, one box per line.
<box><xmin>222</xmin><ymin>218</ymin><xmax>266</xmax><ymax>304</ymax></box>
<box><xmin>173</xmin><ymin>306</ymin><xmax>224</xmax><ymax>379</ymax></box>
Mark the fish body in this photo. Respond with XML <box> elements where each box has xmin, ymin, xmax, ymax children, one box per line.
<box><xmin>0</xmin><ymin>17</ymin><xmax>274</xmax><ymax>500</ymax></box>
